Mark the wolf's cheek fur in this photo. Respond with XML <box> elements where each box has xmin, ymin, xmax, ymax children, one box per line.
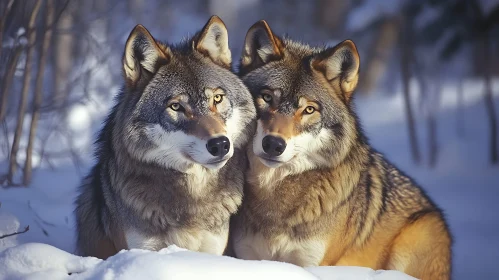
<box><xmin>253</xmin><ymin>120</ymin><xmax>333</xmax><ymax>171</ymax></box>
<box><xmin>225</xmin><ymin>108</ymin><xmax>245</xmax><ymax>148</ymax></box>
<box><xmin>141</xmin><ymin>124</ymin><xmax>234</xmax><ymax>171</ymax></box>
<box><xmin>287</xmin><ymin>128</ymin><xmax>334</xmax><ymax>169</ymax></box>
<box><xmin>140</xmin><ymin>124</ymin><xmax>196</xmax><ymax>170</ymax></box>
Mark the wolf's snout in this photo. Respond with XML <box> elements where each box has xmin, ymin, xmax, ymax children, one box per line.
<box><xmin>206</xmin><ymin>136</ymin><xmax>230</xmax><ymax>157</ymax></box>
<box><xmin>262</xmin><ymin>135</ymin><xmax>286</xmax><ymax>157</ymax></box>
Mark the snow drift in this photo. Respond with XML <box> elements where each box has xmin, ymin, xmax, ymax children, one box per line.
<box><xmin>0</xmin><ymin>243</ymin><xmax>416</xmax><ymax>280</ymax></box>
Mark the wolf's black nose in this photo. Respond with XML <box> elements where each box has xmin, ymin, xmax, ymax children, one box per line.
<box><xmin>262</xmin><ymin>135</ymin><xmax>286</xmax><ymax>157</ymax></box>
<box><xmin>206</xmin><ymin>136</ymin><xmax>230</xmax><ymax>157</ymax></box>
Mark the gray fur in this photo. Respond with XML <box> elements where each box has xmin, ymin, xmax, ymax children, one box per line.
<box><xmin>74</xmin><ymin>17</ymin><xmax>256</xmax><ymax>259</ymax></box>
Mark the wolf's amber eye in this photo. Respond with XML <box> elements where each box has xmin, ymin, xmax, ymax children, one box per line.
<box><xmin>304</xmin><ymin>106</ymin><xmax>315</xmax><ymax>114</ymax></box>
<box><xmin>262</xmin><ymin>94</ymin><xmax>272</xmax><ymax>103</ymax></box>
<box><xmin>170</xmin><ymin>103</ymin><xmax>182</xmax><ymax>111</ymax></box>
<box><xmin>214</xmin><ymin>94</ymin><xmax>223</xmax><ymax>104</ymax></box>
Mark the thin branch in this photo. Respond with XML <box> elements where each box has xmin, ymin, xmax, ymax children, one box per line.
<box><xmin>28</xmin><ymin>201</ymin><xmax>56</xmax><ymax>227</ymax></box>
<box><xmin>33</xmin><ymin>220</ymin><xmax>49</xmax><ymax>236</ymax></box>
<box><xmin>0</xmin><ymin>225</ymin><xmax>30</xmax><ymax>239</ymax></box>
<box><xmin>47</xmin><ymin>0</ymin><xmax>70</xmax><ymax>31</ymax></box>
<box><xmin>456</xmin><ymin>79</ymin><xmax>465</xmax><ymax>138</ymax></box>
<box><xmin>400</xmin><ymin>17</ymin><xmax>421</xmax><ymax>164</ymax></box>
<box><xmin>7</xmin><ymin>0</ymin><xmax>43</xmax><ymax>186</ymax></box>
<box><xmin>482</xmin><ymin>32</ymin><xmax>498</xmax><ymax>164</ymax></box>
<box><xmin>0</xmin><ymin>0</ymin><xmax>16</xmax><ymax>61</ymax></box>
<box><xmin>1</xmin><ymin>120</ymin><xmax>9</xmax><ymax>158</ymax></box>
<box><xmin>0</xmin><ymin>174</ymin><xmax>6</xmax><ymax>186</ymax></box>
<box><xmin>24</xmin><ymin>0</ymin><xmax>55</xmax><ymax>185</ymax></box>
<box><xmin>0</xmin><ymin>43</ymin><xmax>23</xmax><ymax>122</ymax></box>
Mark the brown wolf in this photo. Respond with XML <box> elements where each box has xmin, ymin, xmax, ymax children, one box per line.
<box><xmin>231</xmin><ymin>20</ymin><xmax>452</xmax><ymax>280</ymax></box>
<box><xmin>74</xmin><ymin>16</ymin><xmax>256</xmax><ymax>259</ymax></box>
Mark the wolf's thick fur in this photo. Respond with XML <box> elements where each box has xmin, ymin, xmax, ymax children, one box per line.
<box><xmin>74</xmin><ymin>16</ymin><xmax>256</xmax><ymax>259</ymax></box>
<box><xmin>232</xmin><ymin>20</ymin><xmax>452</xmax><ymax>280</ymax></box>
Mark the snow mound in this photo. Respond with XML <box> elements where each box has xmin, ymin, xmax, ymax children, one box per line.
<box><xmin>0</xmin><ymin>243</ymin><xmax>100</xmax><ymax>280</ymax></box>
<box><xmin>0</xmin><ymin>211</ymin><xmax>21</xmax><ymax>250</ymax></box>
<box><xmin>0</xmin><ymin>243</ymin><xmax>416</xmax><ymax>280</ymax></box>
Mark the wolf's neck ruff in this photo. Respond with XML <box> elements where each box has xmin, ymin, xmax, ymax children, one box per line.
<box><xmin>245</xmin><ymin>140</ymin><xmax>371</xmax><ymax>224</ymax></box>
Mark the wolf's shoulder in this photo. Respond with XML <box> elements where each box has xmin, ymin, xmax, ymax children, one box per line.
<box><xmin>370</xmin><ymin>150</ymin><xmax>440</xmax><ymax>212</ymax></box>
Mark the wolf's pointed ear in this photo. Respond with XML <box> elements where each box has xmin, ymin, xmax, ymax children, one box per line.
<box><xmin>123</xmin><ymin>25</ymin><xmax>170</xmax><ymax>89</ymax></box>
<box><xmin>240</xmin><ymin>20</ymin><xmax>284</xmax><ymax>74</ymax></box>
<box><xmin>311</xmin><ymin>40</ymin><xmax>360</xmax><ymax>101</ymax></box>
<box><xmin>195</xmin><ymin>16</ymin><xmax>231</xmax><ymax>68</ymax></box>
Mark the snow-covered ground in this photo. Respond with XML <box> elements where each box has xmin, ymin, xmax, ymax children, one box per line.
<box><xmin>0</xmin><ymin>243</ymin><xmax>414</xmax><ymax>280</ymax></box>
<box><xmin>0</xmin><ymin>79</ymin><xmax>498</xmax><ymax>279</ymax></box>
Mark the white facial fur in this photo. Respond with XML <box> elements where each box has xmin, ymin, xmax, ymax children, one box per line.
<box><xmin>141</xmin><ymin>124</ymin><xmax>234</xmax><ymax>171</ymax></box>
<box><xmin>252</xmin><ymin>120</ymin><xmax>332</xmax><ymax>172</ymax></box>
<box><xmin>225</xmin><ymin>108</ymin><xmax>247</xmax><ymax>149</ymax></box>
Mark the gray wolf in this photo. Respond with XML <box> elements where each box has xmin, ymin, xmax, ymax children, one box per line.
<box><xmin>74</xmin><ymin>16</ymin><xmax>256</xmax><ymax>259</ymax></box>
<box><xmin>231</xmin><ymin>20</ymin><xmax>451</xmax><ymax>280</ymax></box>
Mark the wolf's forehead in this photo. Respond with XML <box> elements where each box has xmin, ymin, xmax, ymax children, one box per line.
<box><xmin>195</xmin><ymin>72</ymin><xmax>229</xmax><ymax>89</ymax></box>
<box><xmin>155</xmin><ymin>64</ymin><xmax>226</xmax><ymax>94</ymax></box>
<box><xmin>252</xmin><ymin>65</ymin><xmax>317</xmax><ymax>96</ymax></box>
<box><xmin>248</xmin><ymin>65</ymin><xmax>294</xmax><ymax>90</ymax></box>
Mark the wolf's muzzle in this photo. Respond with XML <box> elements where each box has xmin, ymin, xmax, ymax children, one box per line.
<box><xmin>206</xmin><ymin>136</ymin><xmax>230</xmax><ymax>157</ymax></box>
<box><xmin>262</xmin><ymin>135</ymin><xmax>286</xmax><ymax>157</ymax></box>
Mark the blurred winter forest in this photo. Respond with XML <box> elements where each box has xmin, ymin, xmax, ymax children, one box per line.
<box><xmin>0</xmin><ymin>0</ymin><xmax>498</xmax><ymax>186</ymax></box>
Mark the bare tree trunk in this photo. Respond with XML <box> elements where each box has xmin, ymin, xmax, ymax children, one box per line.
<box><xmin>128</xmin><ymin>0</ymin><xmax>144</xmax><ymax>24</ymax></box>
<box><xmin>0</xmin><ymin>0</ymin><xmax>15</xmax><ymax>63</ymax></box>
<box><xmin>358</xmin><ymin>18</ymin><xmax>399</xmax><ymax>94</ymax></box>
<box><xmin>400</xmin><ymin>19</ymin><xmax>421</xmax><ymax>164</ymax></box>
<box><xmin>24</xmin><ymin>0</ymin><xmax>55</xmax><ymax>186</ymax></box>
<box><xmin>209</xmin><ymin>0</ymin><xmax>240</xmax><ymax>32</ymax></box>
<box><xmin>482</xmin><ymin>32</ymin><xmax>498</xmax><ymax>164</ymax></box>
<box><xmin>456</xmin><ymin>79</ymin><xmax>465</xmax><ymax>138</ymax></box>
<box><xmin>95</xmin><ymin>0</ymin><xmax>111</xmax><ymax>42</ymax></box>
<box><xmin>0</xmin><ymin>0</ymin><xmax>17</xmax><ymax>121</ymax></box>
<box><xmin>7</xmin><ymin>0</ymin><xmax>42</xmax><ymax>185</ymax></box>
<box><xmin>428</xmin><ymin>82</ymin><xmax>442</xmax><ymax>167</ymax></box>
<box><xmin>0</xmin><ymin>45</ymin><xmax>22</xmax><ymax>122</ymax></box>
<box><xmin>53</xmin><ymin>1</ymin><xmax>73</xmax><ymax>110</ymax></box>
<box><xmin>413</xmin><ymin>55</ymin><xmax>439</xmax><ymax>167</ymax></box>
<box><xmin>428</xmin><ymin>110</ymin><xmax>437</xmax><ymax>166</ymax></box>
<box><xmin>315</xmin><ymin>0</ymin><xmax>350</xmax><ymax>36</ymax></box>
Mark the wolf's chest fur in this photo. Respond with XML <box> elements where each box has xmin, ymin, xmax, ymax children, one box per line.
<box><xmin>110</xmin><ymin>153</ymin><xmax>244</xmax><ymax>253</ymax></box>
<box><xmin>233</xmin><ymin>157</ymin><xmax>348</xmax><ymax>265</ymax></box>
<box><xmin>125</xmin><ymin>226</ymin><xmax>229</xmax><ymax>255</ymax></box>
<box><xmin>233</xmin><ymin>230</ymin><xmax>327</xmax><ymax>266</ymax></box>
<box><xmin>234</xmin><ymin>150</ymin><xmax>383</xmax><ymax>266</ymax></box>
